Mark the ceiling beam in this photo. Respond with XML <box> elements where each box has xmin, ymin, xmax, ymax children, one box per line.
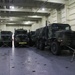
<box><xmin>0</xmin><ymin>8</ymin><xmax>50</xmax><ymax>13</ymax></box>
<box><xmin>0</xmin><ymin>16</ymin><xmax>41</xmax><ymax>24</ymax></box>
<box><xmin>0</xmin><ymin>12</ymin><xmax>50</xmax><ymax>17</ymax></box>
<box><xmin>0</xmin><ymin>1</ymin><xmax>64</xmax><ymax>8</ymax></box>
<box><xmin>6</xmin><ymin>24</ymin><xmax>32</xmax><ymax>26</ymax></box>
<box><xmin>0</xmin><ymin>17</ymin><xmax>42</xmax><ymax>21</ymax></box>
<box><xmin>7</xmin><ymin>18</ymin><xmax>41</xmax><ymax>22</ymax></box>
<box><xmin>36</xmin><ymin>0</ymin><xmax>65</xmax><ymax>4</ymax></box>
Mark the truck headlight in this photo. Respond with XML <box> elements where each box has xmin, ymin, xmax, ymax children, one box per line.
<box><xmin>58</xmin><ymin>38</ymin><xmax>63</xmax><ymax>42</ymax></box>
<box><xmin>15</xmin><ymin>37</ymin><xmax>20</xmax><ymax>41</ymax></box>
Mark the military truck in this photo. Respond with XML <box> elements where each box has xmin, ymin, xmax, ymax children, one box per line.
<box><xmin>0</xmin><ymin>31</ymin><xmax>12</xmax><ymax>47</ymax></box>
<box><xmin>36</xmin><ymin>23</ymin><xmax>75</xmax><ymax>55</ymax></box>
<box><xmin>14</xmin><ymin>29</ymin><xmax>29</xmax><ymax>47</ymax></box>
<box><xmin>34</xmin><ymin>28</ymin><xmax>43</xmax><ymax>48</ymax></box>
<box><xmin>28</xmin><ymin>31</ymin><xmax>35</xmax><ymax>46</ymax></box>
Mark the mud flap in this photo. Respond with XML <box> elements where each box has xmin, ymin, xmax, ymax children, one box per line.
<box><xmin>66</xmin><ymin>46</ymin><xmax>75</xmax><ymax>62</ymax></box>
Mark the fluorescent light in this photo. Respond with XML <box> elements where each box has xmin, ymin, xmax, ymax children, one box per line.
<box><xmin>24</xmin><ymin>21</ymin><xmax>30</xmax><ymax>24</ymax></box>
<box><xmin>42</xmin><ymin>8</ymin><xmax>45</xmax><ymax>11</ymax></box>
<box><xmin>23</xmin><ymin>21</ymin><xmax>33</xmax><ymax>24</ymax></box>
<box><xmin>9</xmin><ymin>18</ymin><xmax>13</xmax><ymax>21</ymax></box>
<box><xmin>31</xmin><ymin>15</ymin><xmax>38</xmax><ymax>17</ymax></box>
<box><xmin>4</xmin><ymin>6</ymin><xmax>6</xmax><ymax>9</ymax></box>
<box><xmin>10</xmin><ymin>6</ymin><xmax>14</xmax><ymax>9</ymax></box>
<box><xmin>7</xmin><ymin>23</ymin><xmax>15</xmax><ymax>24</ymax></box>
<box><xmin>28</xmin><ymin>15</ymin><xmax>42</xmax><ymax>18</ymax></box>
<box><xmin>1</xmin><ymin>20</ymin><xmax>3</xmax><ymax>22</ymax></box>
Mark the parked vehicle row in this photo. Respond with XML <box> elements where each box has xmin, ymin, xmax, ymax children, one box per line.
<box><xmin>0</xmin><ymin>29</ymin><xmax>35</xmax><ymax>47</ymax></box>
<box><xmin>0</xmin><ymin>23</ymin><xmax>75</xmax><ymax>55</ymax></box>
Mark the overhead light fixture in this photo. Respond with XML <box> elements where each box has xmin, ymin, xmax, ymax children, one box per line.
<box><xmin>24</xmin><ymin>21</ymin><xmax>31</xmax><ymax>24</ymax></box>
<box><xmin>1</xmin><ymin>20</ymin><xmax>3</xmax><ymax>22</ymax></box>
<box><xmin>23</xmin><ymin>21</ymin><xmax>33</xmax><ymax>25</ymax></box>
<box><xmin>4</xmin><ymin>6</ymin><xmax>6</xmax><ymax>9</ymax></box>
<box><xmin>10</xmin><ymin>6</ymin><xmax>15</xmax><ymax>9</ymax></box>
<box><xmin>30</xmin><ymin>15</ymin><xmax>38</xmax><ymax>18</ymax></box>
<box><xmin>28</xmin><ymin>15</ymin><xmax>42</xmax><ymax>18</ymax></box>
<box><xmin>9</xmin><ymin>18</ymin><xmax>13</xmax><ymax>21</ymax></box>
<box><xmin>42</xmin><ymin>8</ymin><xmax>45</xmax><ymax>11</ymax></box>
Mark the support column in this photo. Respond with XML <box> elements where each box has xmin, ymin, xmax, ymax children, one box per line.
<box><xmin>0</xmin><ymin>24</ymin><xmax>6</xmax><ymax>31</ymax></box>
<box><xmin>48</xmin><ymin>9</ymin><xmax>60</xmax><ymax>23</ymax></box>
<box><xmin>30</xmin><ymin>21</ymin><xmax>41</xmax><ymax>31</ymax></box>
<box><xmin>65</xmin><ymin>0</ymin><xmax>69</xmax><ymax>24</ymax></box>
<box><xmin>41</xmin><ymin>16</ymin><xmax>48</xmax><ymax>27</ymax></box>
<box><xmin>57</xmin><ymin>9</ymin><xmax>61</xmax><ymax>23</ymax></box>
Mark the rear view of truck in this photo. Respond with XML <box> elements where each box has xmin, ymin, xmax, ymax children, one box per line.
<box><xmin>0</xmin><ymin>31</ymin><xmax>12</xmax><ymax>47</ymax></box>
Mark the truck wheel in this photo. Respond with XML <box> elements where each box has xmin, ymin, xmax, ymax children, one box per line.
<box><xmin>15</xmin><ymin>44</ymin><xmax>18</xmax><ymax>47</ymax></box>
<box><xmin>0</xmin><ymin>42</ymin><xmax>2</xmax><ymax>47</ymax></box>
<box><xmin>51</xmin><ymin>42</ymin><xmax>60</xmax><ymax>55</ymax></box>
<box><xmin>14</xmin><ymin>42</ymin><xmax>18</xmax><ymax>47</ymax></box>
<box><xmin>39</xmin><ymin>41</ymin><xmax>44</xmax><ymax>50</ymax></box>
<box><xmin>36</xmin><ymin>42</ymin><xmax>39</xmax><ymax>49</ymax></box>
<box><xmin>10</xmin><ymin>43</ymin><xmax>12</xmax><ymax>47</ymax></box>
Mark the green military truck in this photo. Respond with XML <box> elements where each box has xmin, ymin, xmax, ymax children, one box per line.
<box><xmin>0</xmin><ymin>31</ymin><xmax>12</xmax><ymax>47</ymax></box>
<box><xmin>28</xmin><ymin>31</ymin><xmax>35</xmax><ymax>46</ymax></box>
<box><xmin>36</xmin><ymin>23</ymin><xmax>75</xmax><ymax>55</ymax></box>
<box><xmin>34</xmin><ymin>28</ymin><xmax>43</xmax><ymax>48</ymax></box>
<box><xmin>14</xmin><ymin>29</ymin><xmax>29</xmax><ymax>47</ymax></box>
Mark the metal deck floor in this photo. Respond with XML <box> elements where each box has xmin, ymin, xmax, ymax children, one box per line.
<box><xmin>0</xmin><ymin>46</ymin><xmax>75</xmax><ymax>75</ymax></box>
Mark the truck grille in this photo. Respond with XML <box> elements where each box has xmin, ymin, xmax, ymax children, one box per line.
<box><xmin>18</xmin><ymin>36</ymin><xmax>28</xmax><ymax>41</ymax></box>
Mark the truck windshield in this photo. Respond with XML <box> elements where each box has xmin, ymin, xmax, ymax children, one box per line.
<box><xmin>1</xmin><ymin>31</ymin><xmax>12</xmax><ymax>36</ymax></box>
<box><xmin>1</xmin><ymin>31</ymin><xmax>12</xmax><ymax>34</ymax></box>
<box><xmin>15</xmin><ymin>31</ymin><xmax>27</xmax><ymax>34</ymax></box>
<box><xmin>51</xmin><ymin>24</ymin><xmax>71</xmax><ymax>31</ymax></box>
<box><xmin>48</xmin><ymin>24</ymin><xmax>71</xmax><ymax>38</ymax></box>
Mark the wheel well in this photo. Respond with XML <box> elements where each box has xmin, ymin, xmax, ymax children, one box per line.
<box><xmin>50</xmin><ymin>38</ymin><xmax>60</xmax><ymax>44</ymax></box>
<box><xmin>50</xmin><ymin>38</ymin><xmax>57</xmax><ymax>42</ymax></box>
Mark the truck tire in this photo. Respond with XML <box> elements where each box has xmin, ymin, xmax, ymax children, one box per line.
<box><xmin>51</xmin><ymin>42</ymin><xmax>61</xmax><ymax>55</ymax></box>
<box><xmin>0</xmin><ymin>42</ymin><xmax>2</xmax><ymax>47</ymax></box>
<box><xmin>14</xmin><ymin>42</ymin><xmax>18</xmax><ymax>47</ymax></box>
<box><xmin>9</xmin><ymin>42</ymin><xmax>12</xmax><ymax>47</ymax></box>
<box><xmin>15</xmin><ymin>44</ymin><xmax>18</xmax><ymax>47</ymax></box>
<box><xmin>39</xmin><ymin>41</ymin><xmax>45</xmax><ymax>50</ymax></box>
<box><xmin>36</xmin><ymin>41</ymin><xmax>39</xmax><ymax>49</ymax></box>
